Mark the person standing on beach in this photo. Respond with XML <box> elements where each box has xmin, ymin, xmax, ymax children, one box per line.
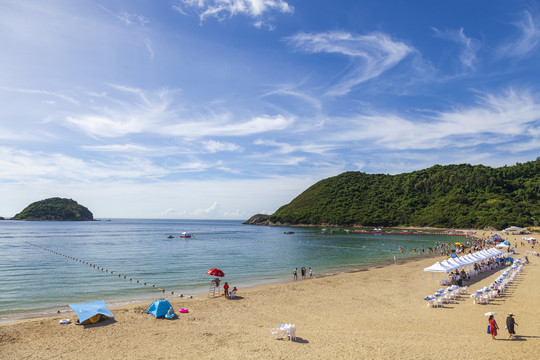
<box><xmin>309</xmin><ymin>267</ymin><xmax>312</xmax><ymax>278</ymax></box>
<box><xmin>293</xmin><ymin>268</ymin><xmax>297</xmax><ymax>281</ymax></box>
<box><xmin>488</xmin><ymin>315</ymin><xmax>499</xmax><ymax>340</ymax></box>
<box><xmin>223</xmin><ymin>282</ymin><xmax>229</xmax><ymax>298</ymax></box>
<box><xmin>301</xmin><ymin>267</ymin><xmax>306</xmax><ymax>280</ymax></box>
<box><xmin>506</xmin><ymin>313</ymin><xmax>518</xmax><ymax>339</ymax></box>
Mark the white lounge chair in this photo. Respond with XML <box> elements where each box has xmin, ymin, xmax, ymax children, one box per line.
<box><xmin>287</xmin><ymin>324</ymin><xmax>296</xmax><ymax>341</ymax></box>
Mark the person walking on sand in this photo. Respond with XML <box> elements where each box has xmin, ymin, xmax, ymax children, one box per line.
<box><xmin>309</xmin><ymin>267</ymin><xmax>312</xmax><ymax>279</ymax></box>
<box><xmin>488</xmin><ymin>315</ymin><xmax>499</xmax><ymax>340</ymax></box>
<box><xmin>293</xmin><ymin>268</ymin><xmax>297</xmax><ymax>281</ymax></box>
<box><xmin>506</xmin><ymin>313</ymin><xmax>518</xmax><ymax>339</ymax></box>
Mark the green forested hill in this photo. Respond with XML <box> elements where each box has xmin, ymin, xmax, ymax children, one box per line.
<box><xmin>268</xmin><ymin>159</ymin><xmax>540</xmax><ymax>229</ymax></box>
<box><xmin>12</xmin><ymin>197</ymin><xmax>94</xmax><ymax>221</ymax></box>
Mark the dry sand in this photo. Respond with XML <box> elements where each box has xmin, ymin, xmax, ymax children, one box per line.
<box><xmin>1</xmin><ymin>232</ymin><xmax>539</xmax><ymax>359</ymax></box>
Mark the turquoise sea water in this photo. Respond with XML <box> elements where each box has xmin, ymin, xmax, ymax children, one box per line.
<box><xmin>0</xmin><ymin>219</ymin><xmax>461</xmax><ymax>321</ymax></box>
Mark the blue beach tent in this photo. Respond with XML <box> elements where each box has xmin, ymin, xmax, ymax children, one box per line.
<box><xmin>147</xmin><ymin>300</ymin><xmax>173</xmax><ymax>318</ymax></box>
<box><xmin>68</xmin><ymin>300</ymin><xmax>115</xmax><ymax>324</ymax></box>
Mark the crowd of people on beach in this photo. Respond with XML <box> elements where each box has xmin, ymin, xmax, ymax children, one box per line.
<box><xmin>293</xmin><ymin>267</ymin><xmax>313</xmax><ymax>281</ymax></box>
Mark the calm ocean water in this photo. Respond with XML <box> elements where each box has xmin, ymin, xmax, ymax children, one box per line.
<box><xmin>0</xmin><ymin>219</ymin><xmax>460</xmax><ymax>321</ymax></box>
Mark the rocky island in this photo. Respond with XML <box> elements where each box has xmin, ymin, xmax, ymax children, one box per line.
<box><xmin>12</xmin><ymin>197</ymin><xmax>94</xmax><ymax>221</ymax></box>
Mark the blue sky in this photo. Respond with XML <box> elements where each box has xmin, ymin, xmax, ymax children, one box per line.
<box><xmin>1</xmin><ymin>0</ymin><xmax>539</xmax><ymax>219</ymax></box>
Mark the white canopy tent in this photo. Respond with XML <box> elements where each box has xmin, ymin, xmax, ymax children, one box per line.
<box><xmin>424</xmin><ymin>248</ymin><xmax>505</xmax><ymax>274</ymax></box>
<box><xmin>503</xmin><ymin>226</ymin><xmax>526</xmax><ymax>232</ymax></box>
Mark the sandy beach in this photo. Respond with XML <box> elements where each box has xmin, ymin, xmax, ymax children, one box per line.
<box><xmin>1</xmin><ymin>232</ymin><xmax>539</xmax><ymax>359</ymax></box>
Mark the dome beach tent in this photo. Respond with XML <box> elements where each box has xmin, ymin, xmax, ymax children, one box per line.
<box><xmin>147</xmin><ymin>300</ymin><xmax>174</xmax><ymax>318</ymax></box>
<box><xmin>69</xmin><ymin>300</ymin><xmax>115</xmax><ymax>325</ymax></box>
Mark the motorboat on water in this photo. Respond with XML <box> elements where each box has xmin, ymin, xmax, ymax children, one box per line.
<box><xmin>179</xmin><ymin>232</ymin><xmax>194</xmax><ymax>238</ymax></box>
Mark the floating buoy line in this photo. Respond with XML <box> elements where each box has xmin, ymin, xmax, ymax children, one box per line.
<box><xmin>26</xmin><ymin>242</ymin><xmax>192</xmax><ymax>298</ymax></box>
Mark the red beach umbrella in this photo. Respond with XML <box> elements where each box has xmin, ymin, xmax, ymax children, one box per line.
<box><xmin>206</xmin><ymin>268</ymin><xmax>225</xmax><ymax>277</ymax></box>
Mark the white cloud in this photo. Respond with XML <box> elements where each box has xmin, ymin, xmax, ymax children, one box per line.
<box><xmin>174</xmin><ymin>0</ymin><xmax>293</xmax><ymax>22</ymax></box>
<box><xmin>64</xmin><ymin>85</ymin><xmax>294</xmax><ymax>139</ymax></box>
<box><xmin>161</xmin><ymin>114</ymin><xmax>294</xmax><ymax>137</ymax></box>
<box><xmin>286</xmin><ymin>31</ymin><xmax>414</xmax><ymax>96</ymax></box>
<box><xmin>81</xmin><ymin>144</ymin><xmax>164</xmax><ymax>153</ymax></box>
<box><xmin>261</xmin><ymin>87</ymin><xmax>322</xmax><ymax>110</ymax></box>
<box><xmin>223</xmin><ymin>209</ymin><xmax>244</xmax><ymax>217</ymax></box>
<box><xmin>253</xmin><ymin>139</ymin><xmax>334</xmax><ymax>155</ymax></box>
<box><xmin>1</xmin><ymin>87</ymin><xmax>79</xmax><ymax>105</ymax></box>
<box><xmin>193</xmin><ymin>201</ymin><xmax>220</xmax><ymax>215</ymax></box>
<box><xmin>498</xmin><ymin>10</ymin><xmax>540</xmax><ymax>57</ymax></box>
<box><xmin>202</xmin><ymin>140</ymin><xmax>241</xmax><ymax>153</ymax></box>
<box><xmin>433</xmin><ymin>27</ymin><xmax>480</xmax><ymax>70</ymax></box>
<box><xmin>331</xmin><ymin>88</ymin><xmax>540</xmax><ymax>151</ymax></box>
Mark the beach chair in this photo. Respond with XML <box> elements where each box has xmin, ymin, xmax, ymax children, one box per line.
<box><xmin>459</xmin><ymin>286</ymin><xmax>468</xmax><ymax>295</ymax></box>
<box><xmin>480</xmin><ymin>293</ymin><xmax>490</xmax><ymax>304</ymax></box>
<box><xmin>287</xmin><ymin>324</ymin><xmax>296</xmax><ymax>341</ymax></box>
<box><xmin>271</xmin><ymin>328</ymin><xmax>280</xmax><ymax>340</ymax></box>
<box><xmin>229</xmin><ymin>290</ymin><xmax>236</xmax><ymax>299</ymax></box>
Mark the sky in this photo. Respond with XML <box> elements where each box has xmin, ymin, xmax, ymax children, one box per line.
<box><xmin>1</xmin><ymin>0</ymin><xmax>539</xmax><ymax>219</ymax></box>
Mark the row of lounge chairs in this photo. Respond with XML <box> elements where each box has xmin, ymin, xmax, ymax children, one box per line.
<box><xmin>470</xmin><ymin>260</ymin><xmax>524</xmax><ymax>305</ymax></box>
<box><xmin>424</xmin><ymin>285</ymin><xmax>468</xmax><ymax>307</ymax></box>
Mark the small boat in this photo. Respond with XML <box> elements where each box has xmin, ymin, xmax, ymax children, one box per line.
<box><xmin>179</xmin><ymin>232</ymin><xmax>194</xmax><ymax>238</ymax></box>
<box><xmin>167</xmin><ymin>235</ymin><xmax>174</xmax><ymax>238</ymax></box>
<box><xmin>284</xmin><ymin>231</ymin><xmax>295</xmax><ymax>234</ymax></box>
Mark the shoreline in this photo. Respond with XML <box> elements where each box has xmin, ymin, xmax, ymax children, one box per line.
<box><xmin>1</xmin><ymin>231</ymin><xmax>538</xmax><ymax>359</ymax></box>
<box><xmin>0</xmin><ymin>226</ymin><xmax>521</xmax><ymax>324</ymax></box>
<box><xmin>0</xmin><ymin>249</ymin><xmax>439</xmax><ymax>325</ymax></box>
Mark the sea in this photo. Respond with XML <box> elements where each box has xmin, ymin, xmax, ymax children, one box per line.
<box><xmin>0</xmin><ymin>219</ymin><xmax>462</xmax><ymax>322</ymax></box>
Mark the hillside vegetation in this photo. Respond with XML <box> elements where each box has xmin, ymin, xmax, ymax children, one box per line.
<box><xmin>12</xmin><ymin>197</ymin><xmax>94</xmax><ymax>221</ymax></box>
<box><xmin>268</xmin><ymin>159</ymin><xmax>540</xmax><ymax>229</ymax></box>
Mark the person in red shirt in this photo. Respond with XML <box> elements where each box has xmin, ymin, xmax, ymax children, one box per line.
<box><xmin>488</xmin><ymin>315</ymin><xmax>499</xmax><ymax>340</ymax></box>
<box><xmin>223</xmin><ymin>282</ymin><xmax>229</xmax><ymax>298</ymax></box>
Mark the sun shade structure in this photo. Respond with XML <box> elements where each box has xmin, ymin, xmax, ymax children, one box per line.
<box><xmin>68</xmin><ymin>300</ymin><xmax>114</xmax><ymax>324</ymax></box>
<box><xmin>424</xmin><ymin>248</ymin><xmax>504</xmax><ymax>273</ymax></box>
<box><xmin>503</xmin><ymin>226</ymin><xmax>526</xmax><ymax>232</ymax></box>
<box><xmin>147</xmin><ymin>300</ymin><xmax>173</xmax><ymax>318</ymax></box>
<box><xmin>206</xmin><ymin>268</ymin><xmax>225</xmax><ymax>277</ymax></box>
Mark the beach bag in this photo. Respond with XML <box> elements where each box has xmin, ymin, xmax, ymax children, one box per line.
<box><xmin>487</xmin><ymin>325</ymin><xmax>490</xmax><ymax>334</ymax></box>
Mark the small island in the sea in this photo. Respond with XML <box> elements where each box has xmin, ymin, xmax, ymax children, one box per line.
<box><xmin>12</xmin><ymin>197</ymin><xmax>94</xmax><ymax>221</ymax></box>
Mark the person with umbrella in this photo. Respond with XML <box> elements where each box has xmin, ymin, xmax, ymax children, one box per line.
<box><xmin>488</xmin><ymin>314</ymin><xmax>499</xmax><ymax>340</ymax></box>
<box><xmin>506</xmin><ymin>313</ymin><xmax>518</xmax><ymax>339</ymax></box>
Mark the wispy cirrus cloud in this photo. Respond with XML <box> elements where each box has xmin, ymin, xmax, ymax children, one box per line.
<box><xmin>498</xmin><ymin>10</ymin><xmax>540</xmax><ymax>57</ymax></box>
<box><xmin>253</xmin><ymin>138</ymin><xmax>334</xmax><ymax>155</ymax></box>
<box><xmin>432</xmin><ymin>27</ymin><xmax>480</xmax><ymax>71</ymax></box>
<box><xmin>286</xmin><ymin>31</ymin><xmax>414</xmax><ymax>96</ymax></box>
<box><xmin>173</xmin><ymin>0</ymin><xmax>293</xmax><ymax>23</ymax></box>
<box><xmin>65</xmin><ymin>84</ymin><xmax>294</xmax><ymax>139</ymax></box>
<box><xmin>0</xmin><ymin>87</ymin><xmax>79</xmax><ymax>105</ymax></box>
<box><xmin>202</xmin><ymin>140</ymin><xmax>241</xmax><ymax>153</ymax></box>
<box><xmin>331</xmin><ymin>88</ymin><xmax>540</xmax><ymax>150</ymax></box>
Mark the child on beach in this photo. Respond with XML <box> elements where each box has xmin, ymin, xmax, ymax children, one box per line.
<box><xmin>293</xmin><ymin>268</ymin><xmax>297</xmax><ymax>281</ymax></box>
